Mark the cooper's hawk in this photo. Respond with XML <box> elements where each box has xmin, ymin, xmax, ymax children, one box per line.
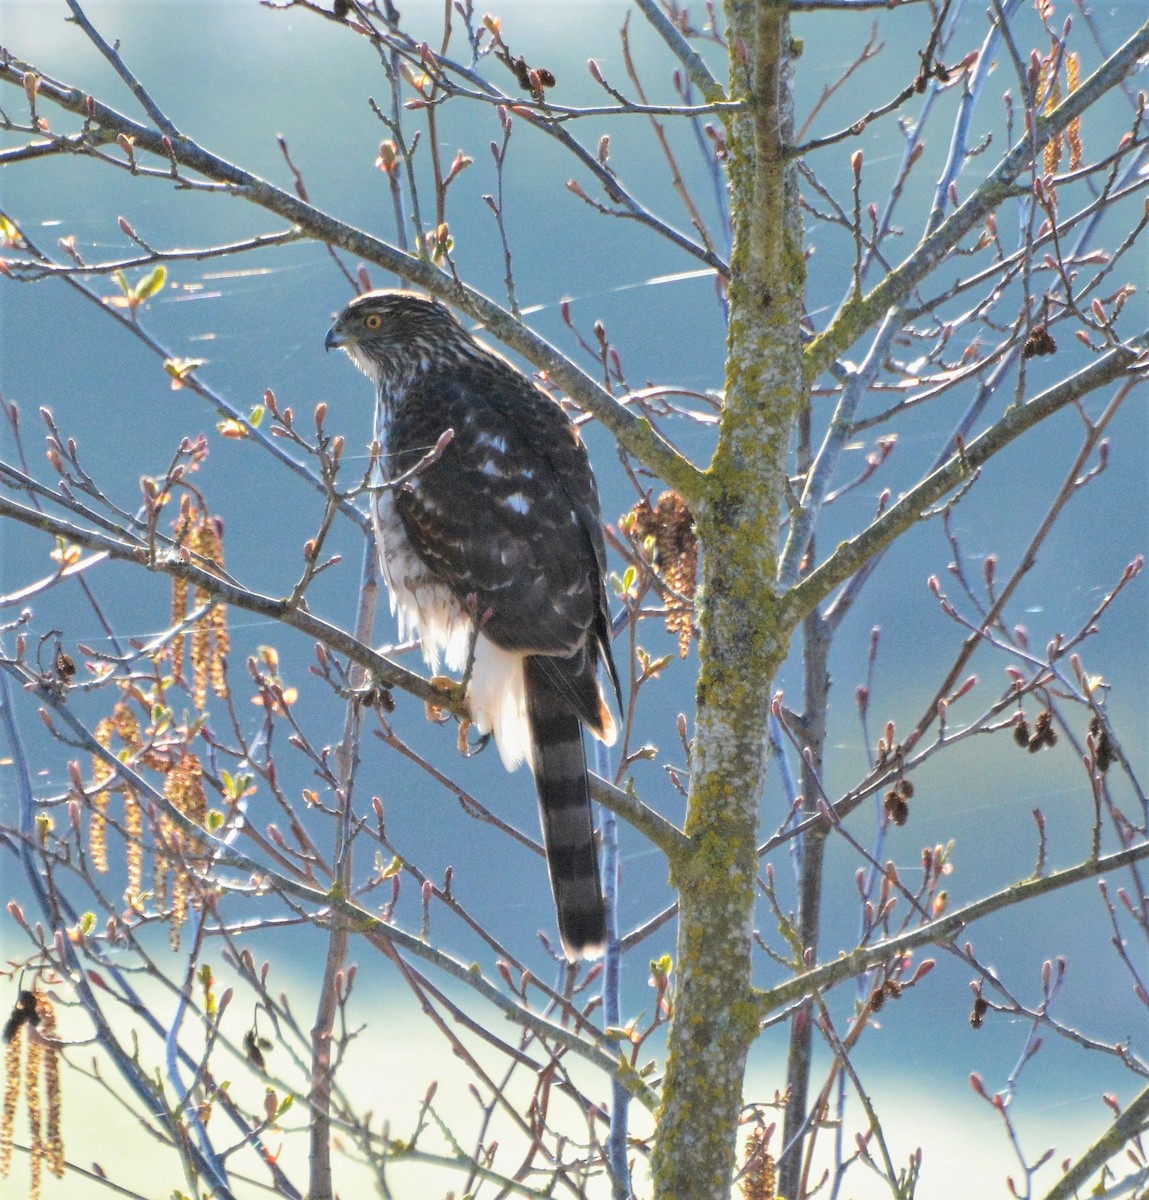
<box><xmin>325</xmin><ymin>291</ymin><xmax>622</xmax><ymax>959</ymax></box>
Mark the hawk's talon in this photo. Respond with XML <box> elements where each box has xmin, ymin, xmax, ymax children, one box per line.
<box><xmin>425</xmin><ymin>674</ymin><xmax>467</xmax><ymax>726</ymax></box>
<box><xmin>457</xmin><ymin>720</ymin><xmax>490</xmax><ymax>758</ymax></box>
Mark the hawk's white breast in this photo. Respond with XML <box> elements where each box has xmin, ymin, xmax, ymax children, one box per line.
<box><xmin>371</xmin><ymin>395</ymin><xmax>533</xmax><ymax>771</ymax></box>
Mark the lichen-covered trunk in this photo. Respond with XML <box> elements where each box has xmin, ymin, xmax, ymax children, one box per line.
<box><xmin>649</xmin><ymin>3</ymin><xmax>804</xmax><ymax>1197</ymax></box>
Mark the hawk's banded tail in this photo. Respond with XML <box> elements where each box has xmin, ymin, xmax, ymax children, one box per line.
<box><xmin>524</xmin><ymin>656</ymin><xmax>606</xmax><ymax>959</ymax></box>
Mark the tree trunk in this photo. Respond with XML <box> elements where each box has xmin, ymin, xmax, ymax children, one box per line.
<box><xmin>649</xmin><ymin>4</ymin><xmax>805</xmax><ymax>1196</ymax></box>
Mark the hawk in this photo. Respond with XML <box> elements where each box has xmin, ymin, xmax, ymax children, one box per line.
<box><xmin>325</xmin><ymin>291</ymin><xmax>622</xmax><ymax>960</ymax></box>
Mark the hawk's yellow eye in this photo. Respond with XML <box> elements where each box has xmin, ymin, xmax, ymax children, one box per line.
<box><xmin>364</xmin><ymin>313</ymin><xmax>383</xmax><ymax>331</ymax></box>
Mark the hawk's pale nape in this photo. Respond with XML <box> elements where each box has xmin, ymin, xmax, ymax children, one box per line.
<box><xmin>325</xmin><ymin>291</ymin><xmax>621</xmax><ymax>960</ymax></box>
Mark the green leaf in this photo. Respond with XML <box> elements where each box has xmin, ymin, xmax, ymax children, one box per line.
<box><xmin>134</xmin><ymin>264</ymin><xmax>167</xmax><ymax>301</ymax></box>
<box><xmin>80</xmin><ymin>911</ymin><xmax>97</xmax><ymax>935</ymax></box>
<box><xmin>641</xmin><ymin>652</ymin><xmax>674</xmax><ymax>680</ymax></box>
<box><xmin>111</xmin><ymin>269</ymin><xmax>130</xmax><ymax>296</ymax></box>
<box><xmin>649</xmin><ymin>954</ymin><xmax>673</xmax><ymax>982</ymax></box>
<box><xmin>379</xmin><ymin>855</ymin><xmax>403</xmax><ymax>880</ymax></box>
<box><xmin>219</xmin><ymin>770</ymin><xmax>254</xmax><ymax>802</ymax></box>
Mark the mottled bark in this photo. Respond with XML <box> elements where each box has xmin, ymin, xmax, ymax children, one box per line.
<box><xmin>649</xmin><ymin>3</ymin><xmax>806</xmax><ymax>1196</ymax></box>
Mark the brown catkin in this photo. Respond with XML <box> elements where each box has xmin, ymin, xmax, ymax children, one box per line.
<box><xmin>169</xmin><ymin>869</ymin><xmax>188</xmax><ymax>951</ymax></box>
<box><xmin>633</xmin><ymin>492</ymin><xmax>698</xmax><ymax>657</ymax></box>
<box><xmin>92</xmin><ymin>718</ymin><xmax>114</xmax><ymax>778</ymax></box>
<box><xmin>35</xmin><ymin>996</ymin><xmax>63</xmax><ymax>1179</ymax></box>
<box><xmin>89</xmin><ymin>717</ymin><xmax>115</xmax><ymax>874</ymax></box>
<box><xmin>1043</xmin><ymin>63</ymin><xmax>1063</xmax><ymax>175</ymax></box>
<box><xmin>171</xmin><ymin>572</ymin><xmax>189</xmax><ymax>684</ymax></box>
<box><xmin>182</xmin><ymin>754</ymin><xmax>208</xmax><ymax>827</ymax></box>
<box><xmin>163</xmin><ymin>752</ymin><xmax>208</xmax><ymax>950</ymax></box>
<box><xmin>154</xmin><ymin>812</ymin><xmax>172</xmax><ymax>924</ymax></box>
<box><xmin>190</xmin><ymin>515</ymin><xmax>230</xmax><ymax>706</ymax></box>
<box><xmin>190</xmin><ymin>618</ymin><xmax>211</xmax><ymax>713</ymax></box>
<box><xmin>1</xmin><ymin>1026</ymin><xmax>20</xmax><ymax>1176</ymax></box>
<box><xmin>1066</xmin><ymin>52</ymin><xmax>1083</xmax><ymax>169</ymax></box>
<box><xmin>171</xmin><ymin>504</ymin><xmax>230</xmax><ymax>706</ymax></box>
<box><xmin>89</xmin><ymin>792</ymin><xmax>109</xmax><ymax>874</ymax></box>
<box><xmin>655</xmin><ymin>493</ymin><xmax>698</xmax><ymax>658</ymax></box>
<box><xmin>742</xmin><ymin>1128</ymin><xmax>775</xmax><ymax>1200</ymax></box>
<box><xmin>94</xmin><ymin>701</ymin><xmax>155</xmax><ymax>897</ymax></box>
<box><xmin>25</xmin><ymin>1016</ymin><xmax>41</xmax><ymax>1200</ymax></box>
<box><xmin>171</xmin><ymin>494</ymin><xmax>197</xmax><ymax>691</ymax></box>
<box><xmin>124</xmin><ymin>789</ymin><xmax>144</xmax><ymax>905</ymax></box>
<box><xmin>112</xmin><ymin>703</ymin><xmax>141</xmax><ymax>752</ymax></box>
<box><xmin>208</xmin><ymin>603</ymin><xmax>230</xmax><ymax>699</ymax></box>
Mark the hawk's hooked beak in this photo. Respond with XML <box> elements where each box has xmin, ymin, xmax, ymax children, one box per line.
<box><xmin>324</xmin><ymin>322</ymin><xmax>348</xmax><ymax>352</ymax></box>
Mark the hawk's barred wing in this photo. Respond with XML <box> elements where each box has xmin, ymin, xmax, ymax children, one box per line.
<box><xmin>388</xmin><ymin>357</ymin><xmax>619</xmax><ymax>729</ymax></box>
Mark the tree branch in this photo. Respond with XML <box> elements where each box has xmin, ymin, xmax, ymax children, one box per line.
<box><xmin>804</xmin><ymin>17</ymin><xmax>1149</xmax><ymax>376</ymax></box>
<box><xmin>757</xmin><ymin>839</ymin><xmax>1149</xmax><ymax>1016</ymax></box>
<box><xmin>0</xmin><ymin>54</ymin><xmax>705</xmax><ymax>499</ymax></box>
<box><xmin>7</xmin><ymin>656</ymin><xmax>661</xmax><ymax>1112</ymax></box>
<box><xmin>1040</xmin><ymin>1084</ymin><xmax>1149</xmax><ymax>1200</ymax></box>
<box><xmin>633</xmin><ymin>0</ymin><xmax>727</xmax><ymax>102</ymax></box>
<box><xmin>782</xmin><ymin>334</ymin><xmax>1147</xmax><ymax>624</ymax></box>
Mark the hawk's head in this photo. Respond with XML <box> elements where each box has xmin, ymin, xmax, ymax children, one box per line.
<box><xmin>325</xmin><ymin>290</ymin><xmax>471</xmax><ymax>385</ymax></box>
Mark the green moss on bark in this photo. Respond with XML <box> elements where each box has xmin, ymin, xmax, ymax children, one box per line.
<box><xmin>649</xmin><ymin>4</ymin><xmax>806</xmax><ymax>1196</ymax></box>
